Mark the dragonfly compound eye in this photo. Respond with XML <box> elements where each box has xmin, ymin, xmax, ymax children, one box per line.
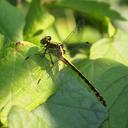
<box><xmin>40</xmin><ymin>36</ymin><xmax>51</xmax><ymax>45</ymax></box>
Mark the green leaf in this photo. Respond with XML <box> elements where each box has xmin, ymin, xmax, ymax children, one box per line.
<box><xmin>0</xmin><ymin>33</ymin><xmax>5</xmax><ymax>52</ymax></box>
<box><xmin>0</xmin><ymin>0</ymin><xmax>24</xmax><ymax>42</ymax></box>
<box><xmin>32</xmin><ymin>59</ymin><xmax>111</xmax><ymax>128</ymax></box>
<box><xmin>2</xmin><ymin>45</ymin><xmax>128</xmax><ymax>128</ymax></box>
<box><xmin>105</xmin><ymin>17</ymin><xmax>117</xmax><ymax>37</ymax></box>
<box><xmin>75</xmin><ymin>58</ymin><xmax>128</xmax><ymax>128</ymax></box>
<box><xmin>8</xmin><ymin>106</ymin><xmax>48</xmax><ymax>128</ymax></box>
<box><xmin>96</xmin><ymin>61</ymin><xmax>128</xmax><ymax>128</ymax></box>
<box><xmin>5</xmin><ymin>57</ymin><xmax>128</xmax><ymax>128</ymax></box>
<box><xmin>55</xmin><ymin>0</ymin><xmax>125</xmax><ymax>20</ymax></box>
<box><xmin>32</xmin><ymin>58</ymin><xmax>128</xmax><ymax>128</ymax></box>
<box><xmin>23</xmin><ymin>0</ymin><xmax>55</xmax><ymax>43</ymax></box>
<box><xmin>31</xmin><ymin>58</ymin><xmax>128</xmax><ymax>128</ymax></box>
<box><xmin>90</xmin><ymin>29</ymin><xmax>128</xmax><ymax>66</ymax></box>
<box><xmin>0</xmin><ymin>42</ymin><xmax>57</xmax><ymax>126</ymax></box>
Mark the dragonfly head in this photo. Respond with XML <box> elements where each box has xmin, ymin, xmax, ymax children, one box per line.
<box><xmin>40</xmin><ymin>36</ymin><xmax>51</xmax><ymax>46</ymax></box>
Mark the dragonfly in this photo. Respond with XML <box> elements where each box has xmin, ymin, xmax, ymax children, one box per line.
<box><xmin>39</xmin><ymin>35</ymin><xmax>107</xmax><ymax>107</ymax></box>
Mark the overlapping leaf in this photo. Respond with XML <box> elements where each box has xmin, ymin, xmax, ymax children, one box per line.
<box><xmin>31</xmin><ymin>58</ymin><xmax>128</xmax><ymax>128</ymax></box>
<box><xmin>0</xmin><ymin>42</ymin><xmax>57</xmax><ymax>125</ymax></box>
<box><xmin>23</xmin><ymin>0</ymin><xmax>55</xmax><ymax>43</ymax></box>
<box><xmin>8</xmin><ymin>106</ymin><xmax>48</xmax><ymax>128</ymax></box>
<box><xmin>90</xmin><ymin>30</ymin><xmax>128</xmax><ymax>66</ymax></box>
<box><xmin>55</xmin><ymin>0</ymin><xmax>125</xmax><ymax>20</ymax></box>
<box><xmin>0</xmin><ymin>0</ymin><xmax>24</xmax><ymax>42</ymax></box>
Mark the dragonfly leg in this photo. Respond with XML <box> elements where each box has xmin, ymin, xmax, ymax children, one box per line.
<box><xmin>43</xmin><ymin>46</ymin><xmax>48</xmax><ymax>55</ymax></box>
<box><xmin>36</xmin><ymin>59</ymin><xmax>59</xmax><ymax>86</ymax></box>
<box><xmin>48</xmin><ymin>52</ymin><xmax>54</xmax><ymax>65</ymax></box>
<box><xmin>50</xmin><ymin>59</ymin><xmax>60</xmax><ymax>70</ymax></box>
<box><xmin>37</xmin><ymin>78</ymin><xmax>41</xmax><ymax>85</ymax></box>
<box><xmin>24</xmin><ymin>53</ymin><xmax>41</xmax><ymax>61</ymax></box>
<box><xmin>25</xmin><ymin>56</ymin><xmax>31</xmax><ymax>60</ymax></box>
<box><xmin>38</xmin><ymin>46</ymin><xmax>49</xmax><ymax>58</ymax></box>
<box><xmin>25</xmin><ymin>47</ymin><xmax>48</xmax><ymax>60</ymax></box>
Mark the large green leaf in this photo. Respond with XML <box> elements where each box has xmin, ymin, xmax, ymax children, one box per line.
<box><xmin>55</xmin><ymin>0</ymin><xmax>125</xmax><ymax>20</ymax></box>
<box><xmin>23</xmin><ymin>0</ymin><xmax>55</xmax><ymax>43</ymax></box>
<box><xmin>33</xmin><ymin>58</ymin><xmax>128</xmax><ymax>128</ymax></box>
<box><xmin>8</xmin><ymin>106</ymin><xmax>48</xmax><ymax>128</ymax></box>
<box><xmin>90</xmin><ymin>30</ymin><xmax>128</xmax><ymax>66</ymax></box>
<box><xmin>0</xmin><ymin>0</ymin><xmax>24</xmax><ymax>42</ymax></box>
<box><xmin>98</xmin><ymin>64</ymin><xmax>128</xmax><ymax>128</ymax></box>
<box><xmin>0</xmin><ymin>33</ymin><xmax>4</xmax><ymax>52</ymax></box>
<box><xmin>0</xmin><ymin>42</ymin><xmax>57</xmax><ymax>125</ymax></box>
<box><xmin>32</xmin><ymin>59</ymin><xmax>115</xmax><ymax>128</ymax></box>
<box><xmin>1</xmin><ymin>44</ymin><xmax>128</xmax><ymax>128</ymax></box>
<box><xmin>105</xmin><ymin>17</ymin><xmax>116</xmax><ymax>38</ymax></box>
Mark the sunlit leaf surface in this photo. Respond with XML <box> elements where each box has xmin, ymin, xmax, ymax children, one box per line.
<box><xmin>0</xmin><ymin>42</ymin><xmax>57</xmax><ymax>125</ymax></box>
<box><xmin>90</xmin><ymin>30</ymin><xmax>128</xmax><ymax>65</ymax></box>
<box><xmin>8</xmin><ymin>106</ymin><xmax>48</xmax><ymax>128</ymax></box>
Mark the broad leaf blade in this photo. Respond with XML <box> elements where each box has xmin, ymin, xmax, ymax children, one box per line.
<box><xmin>90</xmin><ymin>30</ymin><xmax>128</xmax><ymax>65</ymax></box>
<box><xmin>55</xmin><ymin>0</ymin><xmax>125</xmax><ymax>20</ymax></box>
<box><xmin>32</xmin><ymin>58</ymin><xmax>128</xmax><ymax>128</ymax></box>
<box><xmin>32</xmin><ymin>59</ymin><xmax>109</xmax><ymax>128</ymax></box>
<box><xmin>0</xmin><ymin>0</ymin><xmax>24</xmax><ymax>42</ymax></box>
<box><xmin>8</xmin><ymin>106</ymin><xmax>48</xmax><ymax>128</ymax></box>
<box><xmin>0</xmin><ymin>42</ymin><xmax>57</xmax><ymax>125</ymax></box>
<box><xmin>97</xmin><ymin>65</ymin><xmax>128</xmax><ymax>128</ymax></box>
<box><xmin>75</xmin><ymin>58</ymin><xmax>128</xmax><ymax>128</ymax></box>
<box><xmin>23</xmin><ymin>0</ymin><xmax>55</xmax><ymax>43</ymax></box>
